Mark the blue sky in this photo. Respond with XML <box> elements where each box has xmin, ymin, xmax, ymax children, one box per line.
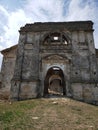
<box><xmin>0</xmin><ymin>0</ymin><xmax>98</xmax><ymax>67</ymax></box>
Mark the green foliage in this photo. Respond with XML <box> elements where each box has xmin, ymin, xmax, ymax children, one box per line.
<box><xmin>0</xmin><ymin>111</ymin><xmax>14</xmax><ymax>123</ymax></box>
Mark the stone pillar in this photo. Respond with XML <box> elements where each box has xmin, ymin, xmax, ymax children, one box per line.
<box><xmin>71</xmin><ymin>31</ymin><xmax>82</xmax><ymax>82</ymax></box>
<box><xmin>87</xmin><ymin>31</ymin><xmax>98</xmax><ymax>82</ymax></box>
<box><xmin>10</xmin><ymin>33</ymin><xmax>26</xmax><ymax>100</ymax></box>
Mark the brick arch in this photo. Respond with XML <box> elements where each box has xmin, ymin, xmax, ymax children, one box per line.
<box><xmin>40</xmin><ymin>31</ymin><xmax>71</xmax><ymax>45</ymax></box>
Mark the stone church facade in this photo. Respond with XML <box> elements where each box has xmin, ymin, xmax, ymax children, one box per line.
<box><xmin>0</xmin><ymin>21</ymin><xmax>98</xmax><ymax>105</ymax></box>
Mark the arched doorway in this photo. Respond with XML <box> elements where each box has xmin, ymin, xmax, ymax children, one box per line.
<box><xmin>44</xmin><ymin>66</ymin><xmax>66</xmax><ymax>97</ymax></box>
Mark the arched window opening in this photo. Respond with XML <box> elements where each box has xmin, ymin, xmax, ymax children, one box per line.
<box><xmin>43</xmin><ymin>32</ymin><xmax>69</xmax><ymax>45</ymax></box>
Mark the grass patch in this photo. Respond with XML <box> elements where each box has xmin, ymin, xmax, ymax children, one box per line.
<box><xmin>0</xmin><ymin>111</ymin><xmax>14</xmax><ymax>123</ymax></box>
<box><xmin>0</xmin><ymin>98</ymin><xmax>98</xmax><ymax>130</ymax></box>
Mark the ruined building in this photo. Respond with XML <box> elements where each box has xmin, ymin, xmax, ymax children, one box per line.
<box><xmin>0</xmin><ymin>21</ymin><xmax>98</xmax><ymax>105</ymax></box>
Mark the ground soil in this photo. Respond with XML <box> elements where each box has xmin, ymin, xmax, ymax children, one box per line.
<box><xmin>0</xmin><ymin>97</ymin><xmax>98</xmax><ymax>130</ymax></box>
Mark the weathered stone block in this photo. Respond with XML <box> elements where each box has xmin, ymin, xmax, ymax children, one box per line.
<box><xmin>71</xmin><ymin>83</ymin><xmax>83</xmax><ymax>101</ymax></box>
<box><xmin>83</xmin><ymin>84</ymin><xmax>93</xmax><ymax>103</ymax></box>
<box><xmin>19</xmin><ymin>81</ymin><xmax>38</xmax><ymax>100</ymax></box>
<box><xmin>92</xmin><ymin>86</ymin><xmax>98</xmax><ymax>102</ymax></box>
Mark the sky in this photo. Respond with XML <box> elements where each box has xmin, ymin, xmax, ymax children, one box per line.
<box><xmin>0</xmin><ymin>0</ymin><xmax>98</xmax><ymax>68</ymax></box>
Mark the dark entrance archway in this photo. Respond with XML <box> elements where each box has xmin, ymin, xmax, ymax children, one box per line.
<box><xmin>44</xmin><ymin>66</ymin><xmax>66</xmax><ymax>97</ymax></box>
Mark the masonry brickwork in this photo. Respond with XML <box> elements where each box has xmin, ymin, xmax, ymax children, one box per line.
<box><xmin>0</xmin><ymin>21</ymin><xmax>98</xmax><ymax>105</ymax></box>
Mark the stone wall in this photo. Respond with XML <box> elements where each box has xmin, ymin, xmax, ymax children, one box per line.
<box><xmin>0</xmin><ymin>21</ymin><xmax>97</xmax><ymax>105</ymax></box>
<box><xmin>10</xmin><ymin>21</ymin><xmax>98</xmax><ymax>105</ymax></box>
<box><xmin>0</xmin><ymin>45</ymin><xmax>17</xmax><ymax>99</ymax></box>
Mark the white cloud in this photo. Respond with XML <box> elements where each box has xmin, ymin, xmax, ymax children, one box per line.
<box><xmin>24</xmin><ymin>0</ymin><xmax>64</xmax><ymax>21</ymax></box>
<box><xmin>65</xmin><ymin>0</ymin><xmax>96</xmax><ymax>21</ymax></box>
<box><xmin>65</xmin><ymin>0</ymin><xmax>98</xmax><ymax>48</ymax></box>
<box><xmin>0</xmin><ymin>5</ymin><xmax>9</xmax><ymax>17</ymax></box>
<box><xmin>3</xmin><ymin>9</ymin><xmax>32</xmax><ymax>47</ymax></box>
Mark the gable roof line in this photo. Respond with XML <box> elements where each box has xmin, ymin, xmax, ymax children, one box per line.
<box><xmin>0</xmin><ymin>44</ymin><xmax>18</xmax><ymax>54</ymax></box>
